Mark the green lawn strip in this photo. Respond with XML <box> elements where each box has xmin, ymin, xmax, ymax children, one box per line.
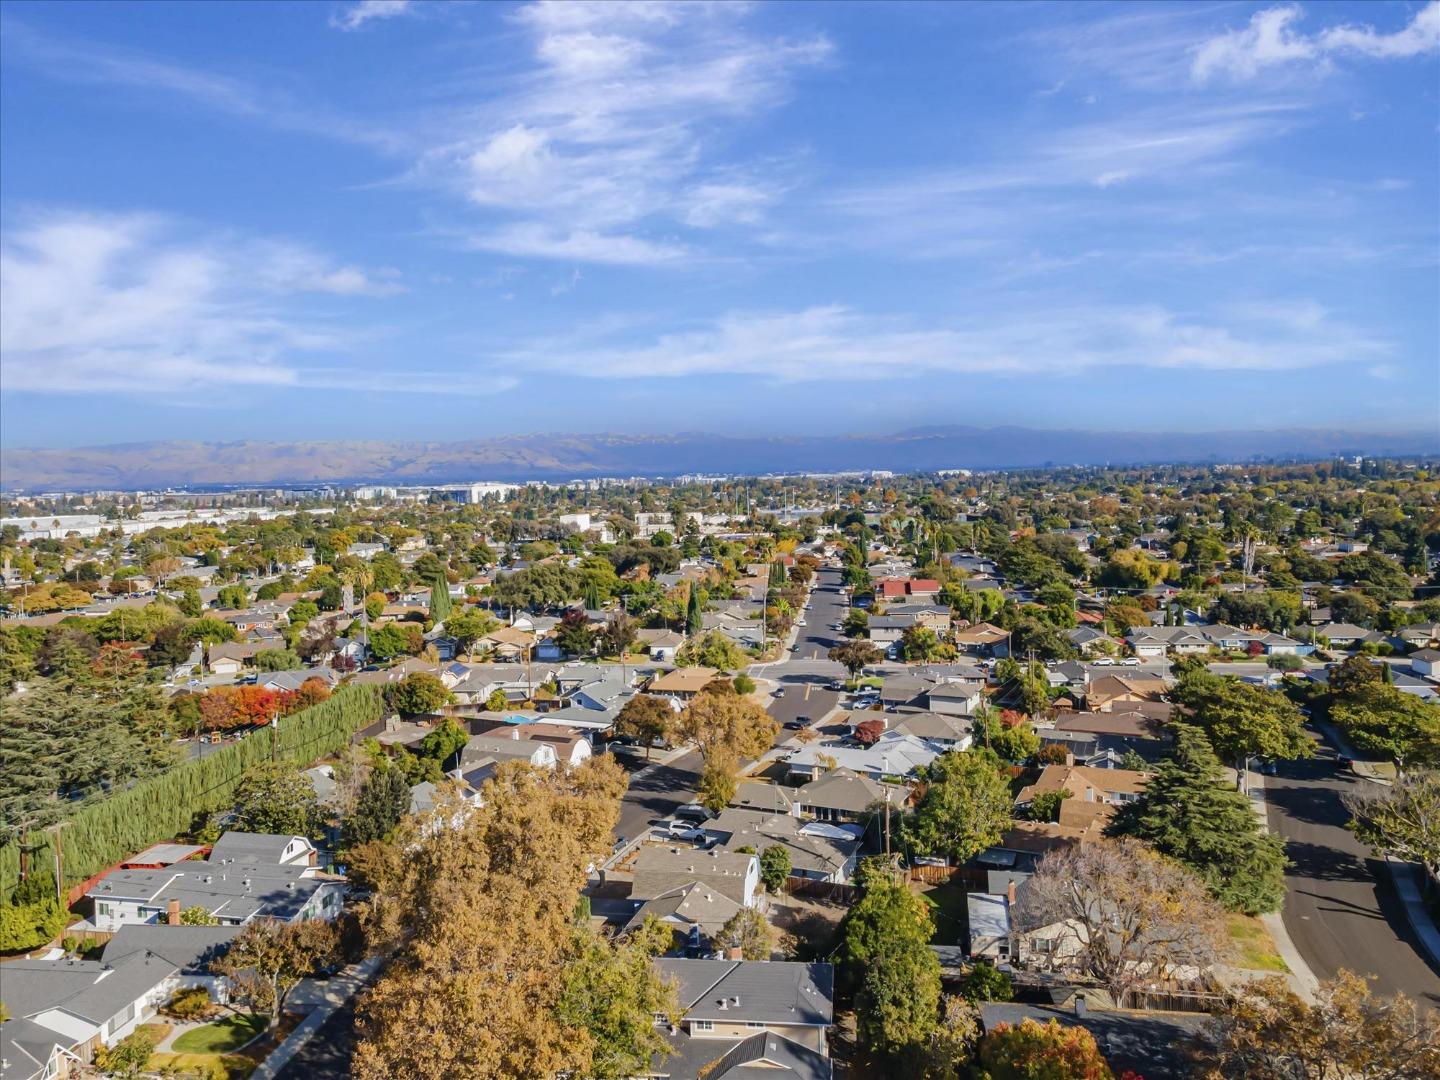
<box><xmin>171</xmin><ymin>1014</ymin><xmax>270</xmax><ymax>1054</ymax></box>
<box><xmin>1226</xmin><ymin>913</ymin><xmax>1289</xmax><ymax>972</ymax></box>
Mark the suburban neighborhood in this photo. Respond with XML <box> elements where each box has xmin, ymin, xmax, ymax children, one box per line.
<box><xmin>2</xmin><ymin>460</ymin><xmax>1438</xmax><ymax>1079</ymax></box>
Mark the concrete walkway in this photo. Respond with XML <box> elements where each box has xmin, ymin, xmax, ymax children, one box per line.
<box><xmin>248</xmin><ymin>956</ymin><xmax>382</xmax><ymax>1080</ymax></box>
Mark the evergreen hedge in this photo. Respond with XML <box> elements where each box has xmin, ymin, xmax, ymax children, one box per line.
<box><xmin>0</xmin><ymin>685</ymin><xmax>383</xmax><ymax>901</ymax></box>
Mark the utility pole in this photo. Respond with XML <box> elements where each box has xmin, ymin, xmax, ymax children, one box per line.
<box><xmin>883</xmin><ymin>784</ymin><xmax>891</xmax><ymax>858</ymax></box>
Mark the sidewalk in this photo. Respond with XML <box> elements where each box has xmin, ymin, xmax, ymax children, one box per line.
<box><xmin>248</xmin><ymin>956</ymin><xmax>382</xmax><ymax>1080</ymax></box>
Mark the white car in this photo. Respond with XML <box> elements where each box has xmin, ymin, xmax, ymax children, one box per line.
<box><xmin>1091</xmin><ymin>657</ymin><xmax>1115</xmax><ymax>666</ymax></box>
<box><xmin>1120</xmin><ymin>657</ymin><xmax>1142</xmax><ymax>666</ymax></box>
<box><xmin>664</xmin><ymin>820</ymin><xmax>708</xmax><ymax>842</ymax></box>
<box><xmin>796</xmin><ymin>618</ymin><xmax>807</xmax><ymax>626</ymax></box>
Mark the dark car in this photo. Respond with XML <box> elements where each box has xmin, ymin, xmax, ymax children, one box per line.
<box><xmin>784</xmin><ymin>715</ymin><xmax>811</xmax><ymax>730</ymax></box>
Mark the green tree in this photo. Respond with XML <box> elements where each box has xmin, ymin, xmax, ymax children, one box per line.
<box><xmin>1171</xmin><ymin>671</ymin><xmax>1312</xmax><ymax>776</ymax></box>
<box><xmin>957</xmin><ymin>961</ymin><xmax>1013</xmax><ymax>1003</ymax></box>
<box><xmin>179</xmin><ymin>905</ymin><xmax>218</xmax><ymax>926</ymax></box>
<box><xmin>216</xmin><ymin>584</ymin><xmax>248</xmax><ymax>610</ymax></box>
<box><xmin>1108</xmin><ymin>724</ymin><xmax>1288</xmax><ymax>914</ymax></box>
<box><xmin>759</xmin><ymin>844</ymin><xmax>792</xmax><ymax>891</ymax></box>
<box><xmin>93</xmin><ymin>1027</ymin><xmax>157</xmax><ymax>1079</ymax></box>
<box><xmin>614</xmin><ymin>695</ymin><xmax>674</xmax><ymax>760</ymax></box>
<box><xmin>1029</xmin><ymin>789</ymin><xmax>1072</xmax><ymax>823</ymax></box>
<box><xmin>255</xmin><ymin>648</ymin><xmax>301</xmax><ymax>672</ymax></box>
<box><xmin>387</xmin><ymin>673</ymin><xmax>452</xmax><ymax>716</ymax></box>
<box><xmin>485</xmin><ymin>688</ymin><xmax>510</xmax><ymax>711</ymax></box>
<box><xmin>676</xmin><ymin>631</ymin><xmax>747</xmax><ymax>670</ymax></box>
<box><xmin>555</xmin><ymin>930</ymin><xmax>678</xmax><ymax>1080</ymax></box>
<box><xmin>976</xmin><ymin>1017</ymin><xmax>1115</xmax><ymax>1080</ymax></box>
<box><xmin>715</xmin><ymin>906</ymin><xmax>774</xmax><ymax>960</ymax></box>
<box><xmin>231</xmin><ymin>762</ymin><xmax>320</xmax><ymax>837</ymax></box>
<box><xmin>215</xmin><ymin>918</ymin><xmax>339</xmax><ymax>1029</ymax></box>
<box><xmin>829</xmin><ymin>640</ymin><xmax>883</xmax><ymax>679</ymax></box>
<box><xmin>979</xmin><ymin>712</ymin><xmax>1042</xmax><ymax>763</ymax></box>
<box><xmin>344</xmin><ymin>766</ymin><xmax>414</xmax><ymax>849</ymax></box>
<box><xmin>369</xmin><ymin>623</ymin><xmax>423</xmax><ymax>661</ymax></box>
<box><xmin>905</xmin><ymin>750</ymin><xmax>1015</xmax><ymax>864</ymax></box>
<box><xmin>428</xmin><ymin>572</ymin><xmax>452</xmax><ymax>623</ymax></box>
<box><xmin>840</xmin><ymin>875</ymin><xmax>942</xmax><ymax>1058</ymax></box>
<box><xmin>1331</xmin><ymin>685</ymin><xmax>1440</xmax><ymax>768</ymax></box>
<box><xmin>1344</xmin><ymin>770</ymin><xmax>1440</xmax><ymax>884</ymax></box>
<box><xmin>685</xmin><ymin>586</ymin><xmax>703</xmax><ymax>637</ymax></box>
<box><xmin>445</xmin><ymin>609</ymin><xmax>499</xmax><ymax>658</ymax></box>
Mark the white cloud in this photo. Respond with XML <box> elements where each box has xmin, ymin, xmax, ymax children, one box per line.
<box><xmin>419</xmin><ymin>1</ymin><xmax>829</xmax><ymax>263</ymax></box>
<box><xmin>1193</xmin><ymin>2</ymin><xmax>1440</xmax><ymax>82</ymax></box>
<box><xmin>466</xmin><ymin>224</ymin><xmax>687</xmax><ymax>265</ymax></box>
<box><xmin>0</xmin><ymin>212</ymin><xmax>401</xmax><ymax>394</ymax></box>
<box><xmin>332</xmin><ymin>0</ymin><xmax>414</xmax><ymax>32</ymax></box>
<box><xmin>505</xmin><ymin>302</ymin><xmax>1388</xmax><ymax>382</ymax></box>
<box><xmin>1093</xmin><ymin>170</ymin><xmax>1132</xmax><ymax>188</ymax></box>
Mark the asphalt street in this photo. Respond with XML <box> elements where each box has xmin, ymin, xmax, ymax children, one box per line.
<box><xmin>271</xmin><ymin>998</ymin><xmax>358</xmax><ymax>1080</ymax></box>
<box><xmin>1265</xmin><ymin>744</ymin><xmax>1440</xmax><ymax>1007</ymax></box>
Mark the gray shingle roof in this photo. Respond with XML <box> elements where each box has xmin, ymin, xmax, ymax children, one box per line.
<box><xmin>656</xmin><ymin>959</ymin><xmax>834</xmax><ymax>1026</ymax></box>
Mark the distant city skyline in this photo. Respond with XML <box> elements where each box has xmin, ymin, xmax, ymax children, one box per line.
<box><xmin>2</xmin><ymin>0</ymin><xmax>1437</xmax><ymax>447</ymax></box>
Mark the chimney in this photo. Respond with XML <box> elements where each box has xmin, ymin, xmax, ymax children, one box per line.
<box><xmin>167</xmin><ymin>898</ymin><xmax>181</xmax><ymax>925</ymax></box>
<box><xmin>1006</xmin><ymin>879</ymin><xmax>1017</xmax><ymax>908</ymax></box>
<box><xmin>725</xmin><ymin>946</ymin><xmax>744</xmax><ymax>960</ymax></box>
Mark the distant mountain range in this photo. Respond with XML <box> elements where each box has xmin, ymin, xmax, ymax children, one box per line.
<box><xmin>2</xmin><ymin>426</ymin><xmax>1436</xmax><ymax>492</ymax></box>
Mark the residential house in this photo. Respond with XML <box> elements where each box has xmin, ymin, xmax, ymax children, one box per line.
<box><xmin>1065</xmin><ymin>626</ymin><xmax>1116</xmax><ymax>656</ymax></box>
<box><xmin>649</xmin><ymin>666</ymin><xmax>721</xmax><ymax>701</ymax></box>
<box><xmin>887</xmin><ymin>710</ymin><xmax>973</xmax><ymax>748</ymax></box>
<box><xmin>704</xmin><ymin>809</ymin><xmax>863</xmax><ymax>884</ymax></box>
<box><xmin>631</xmin><ymin>847</ymin><xmax>760</xmax><ymax>910</ymax></box>
<box><xmin>516</xmin><ymin>721</ymin><xmax>593</xmax><ymax>768</ymax></box>
<box><xmin>786</xmin><ymin>732</ymin><xmax>942</xmax><ymax>782</ymax></box>
<box><xmin>623</xmin><ymin>882</ymin><xmax>745</xmax><ymax>954</ymax></box>
<box><xmin>923</xmin><ymin>683</ymin><xmax>982</xmax><ymax>717</ymax></box>
<box><xmin>1015</xmin><ymin>765</ymin><xmax>1149</xmax><ymax>813</ymax></box>
<box><xmin>257</xmin><ymin>668</ymin><xmax>342</xmax><ymax>694</ymax></box>
<box><xmin>1311</xmin><ymin>622</ymin><xmax>1378</xmax><ymax>649</ymax></box>
<box><xmin>2</xmin><ymin>925</ymin><xmax>242</xmax><ymax>1080</ymax></box>
<box><xmin>479</xmin><ymin>625</ymin><xmax>536</xmax><ymax>661</ymax></box>
<box><xmin>636</xmin><ymin>628</ymin><xmax>686</xmax><ymax>662</ymax></box>
<box><xmin>885</xmin><ymin>603</ymin><xmax>952</xmax><ymax>634</ymax></box>
<box><xmin>731</xmin><ymin>782</ymin><xmax>798</xmax><ymax>816</ymax></box>
<box><xmin>208</xmin><ymin>831</ymin><xmax>317</xmax><ymax>868</ymax></box>
<box><xmin>1084</xmin><ymin>675</ymin><xmax>1169</xmax><ymax>712</ymax></box>
<box><xmin>459</xmin><ymin>731</ymin><xmax>558</xmax><ymax>778</ymax></box>
<box><xmin>793</xmin><ymin>768</ymin><xmax>905</xmax><ymax>824</ymax></box>
<box><xmin>86</xmin><ymin>843</ymin><xmax>342</xmax><ymax>932</ymax></box>
<box><xmin>1408</xmin><ymin>648</ymin><xmax>1440</xmax><ymax>679</ymax></box>
<box><xmin>206</xmin><ymin>641</ymin><xmax>266</xmax><ymax>676</ymax></box>
<box><xmin>875</xmin><ymin>578</ymin><xmax>941</xmax><ymax>603</ymax></box>
<box><xmin>652</xmin><ymin>959</ymin><xmax>834</xmax><ymax>1080</ymax></box>
<box><xmin>866</xmin><ymin>615</ymin><xmax>910</xmax><ymax>651</ymax></box>
<box><xmin>951</xmin><ymin>622</ymin><xmax>1010</xmax><ymax>657</ymax></box>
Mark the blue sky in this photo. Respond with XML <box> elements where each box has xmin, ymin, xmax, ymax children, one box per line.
<box><xmin>1</xmin><ymin>0</ymin><xmax>1436</xmax><ymax>448</ymax></box>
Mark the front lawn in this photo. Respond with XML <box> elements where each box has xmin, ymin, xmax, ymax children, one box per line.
<box><xmin>171</xmin><ymin>1014</ymin><xmax>269</xmax><ymax>1054</ymax></box>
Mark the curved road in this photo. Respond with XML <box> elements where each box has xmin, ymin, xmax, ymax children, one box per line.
<box><xmin>1265</xmin><ymin>746</ymin><xmax>1440</xmax><ymax>1008</ymax></box>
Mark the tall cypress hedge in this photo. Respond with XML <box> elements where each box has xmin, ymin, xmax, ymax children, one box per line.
<box><xmin>0</xmin><ymin>684</ymin><xmax>383</xmax><ymax>901</ymax></box>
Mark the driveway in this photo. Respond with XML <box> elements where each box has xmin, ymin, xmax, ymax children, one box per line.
<box><xmin>1265</xmin><ymin>746</ymin><xmax>1440</xmax><ymax>1007</ymax></box>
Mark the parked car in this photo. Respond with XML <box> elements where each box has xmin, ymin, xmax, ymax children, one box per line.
<box><xmin>773</xmin><ymin>687</ymin><xmax>786</xmax><ymax>698</ymax></box>
<box><xmin>664</xmin><ymin>820</ymin><xmax>708</xmax><ymax>842</ymax></box>
<box><xmin>1120</xmin><ymin>657</ymin><xmax>1142</xmax><ymax>666</ymax></box>
<box><xmin>675</xmin><ymin>802</ymin><xmax>714</xmax><ymax>823</ymax></box>
<box><xmin>1091</xmin><ymin>657</ymin><xmax>1115</xmax><ymax>666</ymax></box>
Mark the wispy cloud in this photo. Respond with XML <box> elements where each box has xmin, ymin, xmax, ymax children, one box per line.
<box><xmin>331</xmin><ymin>0</ymin><xmax>415</xmax><ymax>32</ymax></box>
<box><xmin>1</xmin><ymin>18</ymin><xmax>405</xmax><ymax>152</ymax></box>
<box><xmin>1193</xmin><ymin>2</ymin><xmax>1440</xmax><ymax>83</ymax></box>
<box><xmin>414</xmin><ymin>1</ymin><xmax>830</xmax><ymax>263</ymax></box>
<box><xmin>504</xmin><ymin>301</ymin><xmax>1389</xmax><ymax>382</ymax></box>
<box><xmin>0</xmin><ymin>212</ymin><xmax>404</xmax><ymax>394</ymax></box>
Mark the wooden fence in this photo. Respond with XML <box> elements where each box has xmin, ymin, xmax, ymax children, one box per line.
<box><xmin>782</xmin><ymin>878</ymin><xmax>860</xmax><ymax>904</ymax></box>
